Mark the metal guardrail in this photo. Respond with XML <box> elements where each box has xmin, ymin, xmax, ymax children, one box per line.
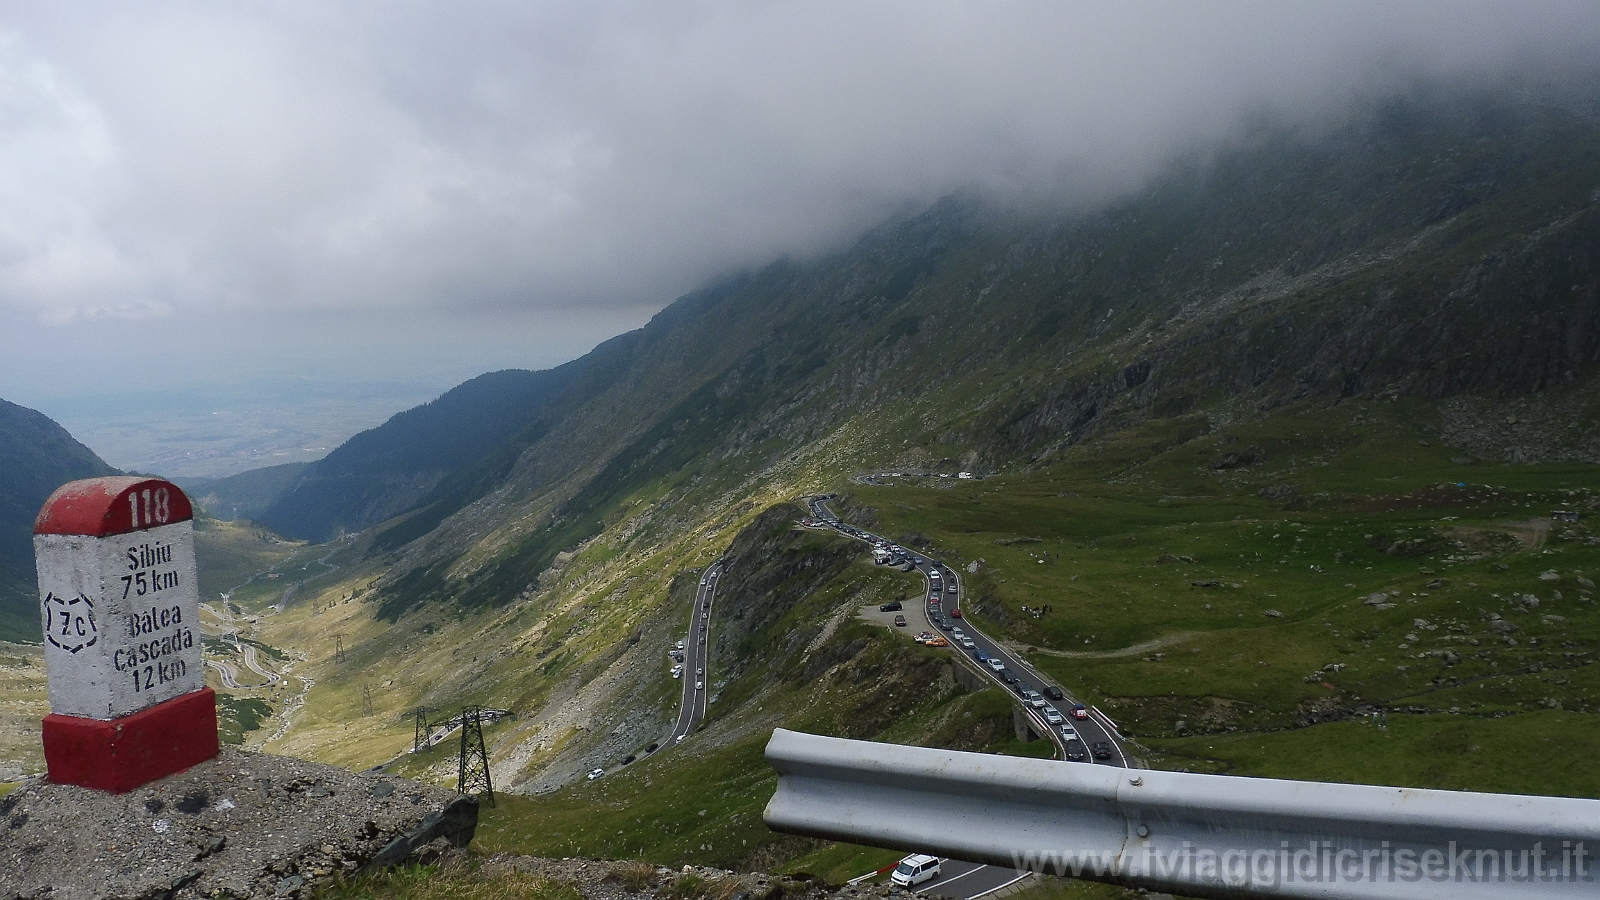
<box><xmin>763</xmin><ymin>728</ymin><xmax>1600</xmax><ymax>898</ymax></box>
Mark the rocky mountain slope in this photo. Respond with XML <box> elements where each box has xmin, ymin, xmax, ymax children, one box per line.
<box><xmin>359</xmin><ymin>87</ymin><xmax>1600</xmax><ymax>624</ymax></box>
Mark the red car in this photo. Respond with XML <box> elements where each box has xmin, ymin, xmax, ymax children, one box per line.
<box><xmin>950</xmin><ymin>608</ymin><xmax>963</xmax><ymax>618</ymax></box>
<box><xmin>1071</xmin><ymin>704</ymin><xmax>1089</xmax><ymax>720</ymax></box>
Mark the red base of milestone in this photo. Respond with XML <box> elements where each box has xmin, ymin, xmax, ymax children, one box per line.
<box><xmin>42</xmin><ymin>688</ymin><xmax>219</xmax><ymax>793</ymax></box>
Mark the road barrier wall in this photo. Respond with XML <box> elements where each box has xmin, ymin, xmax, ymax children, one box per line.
<box><xmin>763</xmin><ymin>728</ymin><xmax>1600</xmax><ymax>899</ymax></box>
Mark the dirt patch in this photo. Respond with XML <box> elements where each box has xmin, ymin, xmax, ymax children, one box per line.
<box><xmin>1497</xmin><ymin>518</ymin><xmax>1555</xmax><ymax>551</ymax></box>
<box><xmin>1442</xmin><ymin>524</ymin><xmax>1535</xmax><ymax>555</ymax></box>
<box><xmin>1018</xmin><ymin>631</ymin><xmax>1201</xmax><ymax>660</ymax></box>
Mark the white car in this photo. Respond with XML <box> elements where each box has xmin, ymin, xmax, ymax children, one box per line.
<box><xmin>696</xmin><ymin>681</ymin><xmax>704</xmax><ymax>690</ymax></box>
<box><xmin>961</xmin><ymin>637</ymin><xmax>977</xmax><ymax>649</ymax></box>
<box><xmin>1044</xmin><ymin>708</ymin><xmax>1064</xmax><ymax>725</ymax></box>
<box><xmin>587</xmin><ymin>768</ymin><xmax>604</xmax><ymax>781</ymax></box>
<box><xmin>1059</xmin><ymin>725</ymin><xmax>1078</xmax><ymax>739</ymax></box>
<box><xmin>890</xmin><ymin>855</ymin><xmax>942</xmax><ymax>888</ymax></box>
<box><xmin>987</xmin><ymin>658</ymin><xmax>1005</xmax><ymax>672</ymax></box>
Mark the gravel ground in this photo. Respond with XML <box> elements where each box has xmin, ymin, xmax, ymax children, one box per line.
<box><xmin>0</xmin><ymin>747</ymin><xmax>468</xmax><ymax>900</ymax></box>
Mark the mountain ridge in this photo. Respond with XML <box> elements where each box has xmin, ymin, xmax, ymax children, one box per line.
<box><xmin>258</xmin><ymin>366</ymin><xmax>591</xmax><ymax>542</ymax></box>
<box><xmin>0</xmin><ymin>399</ymin><xmax>119</xmax><ymax>641</ymax></box>
<box><xmin>352</xmin><ymin>88</ymin><xmax>1600</xmax><ymax>622</ymax></box>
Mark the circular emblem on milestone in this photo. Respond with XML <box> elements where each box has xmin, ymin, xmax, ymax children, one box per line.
<box><xmin>43</xmin><ymin>592</ymin><xmax>98</xmax><ymax>654</ymax></box>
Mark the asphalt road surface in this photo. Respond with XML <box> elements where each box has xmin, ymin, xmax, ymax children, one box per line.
<box><xmin>241</xmin><ymin>643</ymin><xmax>282</xmax><ymax>685</ymax></box>
<box><xmin>917</xmin><ymin>860</ymin><xmax>1031</xmax><ymax>900</ymax></box>
<box><xmin>205</xmin><ymin>659</ymin><xmax>242</xmax><ymax>689</ymax></box>
<box><xmin>669</xmin><ymin>560</ymin><xmax>722</xmax><ymax>745</ymax></box>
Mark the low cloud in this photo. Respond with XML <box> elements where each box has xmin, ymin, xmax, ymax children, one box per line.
<box><xmin>1</xmin><ymin>2</ymin><xmax>1597</xmax><ymax>366</ymax></box>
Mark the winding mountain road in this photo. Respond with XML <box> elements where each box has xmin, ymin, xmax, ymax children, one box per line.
<box><xmin>807</xmin><ymin>495</ymin><xmax>1134</xmax><ymax>899</ymax></box>
<box><xmin>668</xmin><ymin>560</ymin><xmax>722</xmax><ymax>746</ymax></box>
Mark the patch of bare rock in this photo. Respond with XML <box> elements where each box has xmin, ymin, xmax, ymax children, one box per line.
<box><xmin>0</xmin><ymin>747</ymin><xmax>476</xmax><ymax>900</ymax></box>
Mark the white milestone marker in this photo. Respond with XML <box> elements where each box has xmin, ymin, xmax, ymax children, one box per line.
<box><xmin>36</xmin><ymin>518</ymin><xmax>202</xmax><ymax>719</ymax></box>
<box><xmin>34</xmin><ymin>476</ymin><xmax>218</xmax><ymax>793</ymax></box>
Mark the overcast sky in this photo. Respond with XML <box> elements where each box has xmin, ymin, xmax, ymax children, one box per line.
<box><xmin>3</xmin><ymin>2</ymin><xmax>1598</xmax><ymax>426</ymax></box>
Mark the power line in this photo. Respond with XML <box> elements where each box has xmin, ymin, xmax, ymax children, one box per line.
<box><xmin>413</xmin><ymin>706</ymin><xmax>437</xmax><ymax>753</ymax></box>
<box><xmin>458</xmin><ymin>705</ymin><xmax>495</xmax><ymax>807</ymax></box>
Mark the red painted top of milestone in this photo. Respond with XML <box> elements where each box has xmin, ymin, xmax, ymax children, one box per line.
<box><xmin>34</xmin><ymin>476</ymin><xmax>194</xmax><ymax>537</ymax></box>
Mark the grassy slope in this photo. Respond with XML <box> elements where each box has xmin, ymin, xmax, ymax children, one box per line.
<box><xmin>193</xmin><ymin>515</ymin><xmax>308</xmax><ymax>600</ymax></box>
<box><xmin>850</xmin><ymin>393</ymin><xmax>1600</xmax><ymax>797</ymax></box>
<box><xmin>253</xmin><ymin>509</ymin><xmax>1057</xmax><ymax>883</ymax></box>
<box><xmin>0</xmin><ymin>643</ymin><xmax>45</xmax><ymax>779</ymax></box>
<box><xmin>276</xmin><ymin>98</ymin><xmax>1600</xmax><ymax>899</ymax></box>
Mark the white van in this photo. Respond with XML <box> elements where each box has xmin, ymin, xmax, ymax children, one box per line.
<box><xmin>890</xmin><ymin>854</ymin><xmax>942</xmax><ymax>888</ymax></box>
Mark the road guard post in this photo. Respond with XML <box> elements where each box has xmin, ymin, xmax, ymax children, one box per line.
<box><xmin>33</xmin><ymin>476</ymin><xmax>217</xmax><ymax>792</ymax></box>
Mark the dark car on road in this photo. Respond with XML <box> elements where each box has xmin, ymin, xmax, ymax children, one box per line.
<box><xmin>998</xmin><ymin>668</ymin><xmax>1017</xmax><ymax>684</ymax></box>
<box><xmin>894</xmin><ymin>614</ymin><xmax>907</xmax><ymax>627</ymax></box>
<box><xmin>1012</xmin><ymin>681</ymin><xmax>1031</xmax><ymax>696</ymax></box>
<box><xmin>1043</xmin><ymin>686</ymin><xmax>1065</xmax><ymax>701</ymax></box>
<box><xmin>880</xmin><ymin>601</ymin><xmax>903</xmax><ymax>612</ymax></box>
<box><xmin>1092</xmin><ymin>741</ymin><xmax>1113</xmax><ymax>760</ymax></box>
<box><xmin>1064</xmin><ymin>739</ymin><xmax>1087</xmax><ymax>761</ymax></box>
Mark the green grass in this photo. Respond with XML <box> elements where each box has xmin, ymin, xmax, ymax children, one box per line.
<box><xmin>1146</xmin><ymin>710</ymin><xmax>1600</xmax><ymax>797</ymax></box>
<box><xmin>315</xmin><ymin>858</ymin><xmax>584</xmax><ymax>900</ymax></box>
<box><xmin>217</xmin><ymin>693</ymin><xmax>274</xmax><ymax>745</ymax></box>
<box><xmin>849</xmin><ymin>395</ymin><xmax>1600</xmax><ymax>796</ymax></box>
<box><xmin>193</xmin><ymin>517</ymin><xmax>305</xmax><ymax>602</ymax></box>
<box><xmin>776</xmin><ymin>843</ymin><xmax>903</xmax><ymax>884</ymax></box>
<box><xmin>477</xmin><ymin>733</ymin><xmax>783</xmax><ymax>867</ymax></box>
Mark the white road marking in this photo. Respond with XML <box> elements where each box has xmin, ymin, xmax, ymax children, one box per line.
<box><xmin>964</xmin><ymin>870</ymin><xmax>1031</xmax><ymax>900</ymax></box>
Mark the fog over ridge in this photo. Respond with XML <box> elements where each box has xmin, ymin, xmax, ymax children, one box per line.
<box><xmin>2</xmin><ymin>1</ymin><xmax>1598</xmax><ymax>403</ymax></box>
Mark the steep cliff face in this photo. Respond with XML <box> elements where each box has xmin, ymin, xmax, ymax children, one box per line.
<box><xmin>359</xmin><ymin>89</ymin><xmax>1600</xmax><ymax>621</ymax></box>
